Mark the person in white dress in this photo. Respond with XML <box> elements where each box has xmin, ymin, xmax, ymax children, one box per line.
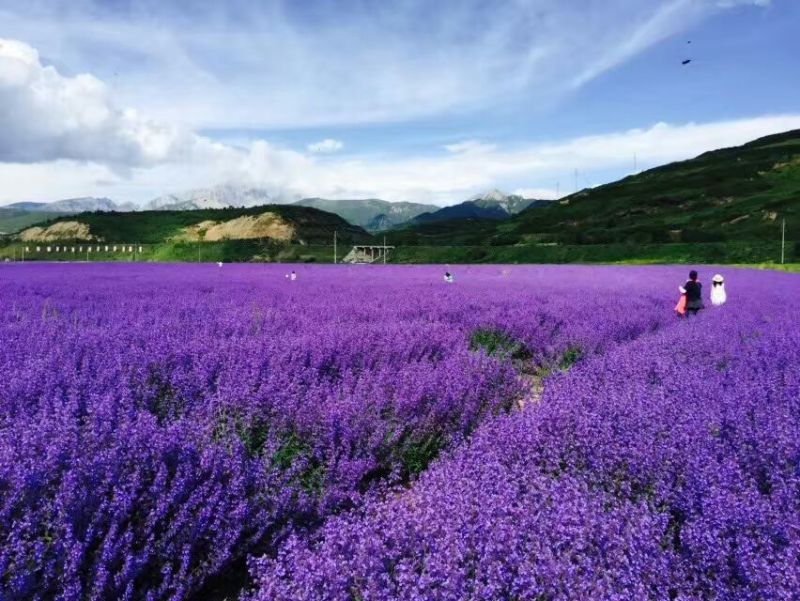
<box><xmin>710</xmin><ymin>274</ymin><xmax>726</xmax><ymax>306</ymax></box>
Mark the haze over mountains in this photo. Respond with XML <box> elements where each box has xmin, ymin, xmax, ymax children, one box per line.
<box><xmin>293</xmin><ymin>198</ymin><xmax>438</xmax><ymax>231</ymax></box>
<box><xmin>5</xmin><ymin>197</ymin><xmax>137</xmax><ymax>213</ymax></box>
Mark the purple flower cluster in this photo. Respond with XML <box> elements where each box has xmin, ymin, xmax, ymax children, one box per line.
<box><xmin>249</xmin><ymin>267</ymin><xmax>800</xmax><ymax>600</ymax></box>
<box><xmin>0</xmin><ymin>263</ymin><xmax>675</xmax><ymax>600</ymax></box>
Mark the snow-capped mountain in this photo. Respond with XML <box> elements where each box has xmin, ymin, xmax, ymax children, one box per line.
<box><xmin>468</xmin><ymin>188</ymin><xmax>509</xmax><ymax>203</ymax></box>
<box><xmin>467</xmin><ymin>189</ymin><xmax>545</xmax><ymax>214</ymax></box>
<box><xmin>145</xmin><ymin>184</ymin><xmax>293</xmax><ymax>211</ymax></box>
<box><xmin>5</xmin><ymin>197</ymin><xmax>136</xmax><ymax>213</ymax></box>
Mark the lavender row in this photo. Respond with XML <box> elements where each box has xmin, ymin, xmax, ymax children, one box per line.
<box><xmin>251</xmin><ymin>269</ymin><xmax>800</xmax><ymax>600</ymax></box>
<box><xmin>0</xmin><ymin>264</ymin><xmax>672</xmax><ymax>600</ymax></box>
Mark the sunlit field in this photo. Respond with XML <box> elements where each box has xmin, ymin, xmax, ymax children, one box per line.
<box><xmin>1</xmin><ymin>263</ymin><xmax>798</xmax><ymax>600</ymax></box>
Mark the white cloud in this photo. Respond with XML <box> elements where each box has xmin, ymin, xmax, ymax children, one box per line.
<box><xmin>0</xmin><ymin>38</ymin><xmax>202</xmax><ymax>165</ymax></box>
<box><xmin>307</xmin><ymin>139</ymin><xmax>343</xmax><ymax>153</ymax></box>
<box><xmin>2</xmin><ymin>113</ymin><xmax>799</xmax><ymax>206</ymax></box>
<box><xmin>0</xmin><ymin>23</ymin><xmax>794</xmax><ymax>207</ymax></box>
<box><xmin>513</xmin><ymin>188</ymin><xmax>560</xmax><ymax>200</ymax></box>
<box><xmin>229</xmin><ymin>114</ymin><xmax>800</xmax><ymax>203</ymax></box>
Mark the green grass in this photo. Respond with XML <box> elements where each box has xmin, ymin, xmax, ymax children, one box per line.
<box><xmin>469</xmin><ymin>329</ymin><xmax>529</xmax><ymax>359</ymax></box>
<box><xmin>0</xmin><ymin>241</ymin><xmax>339</xmax><ymax>263</ymax></box>
<box><xmin>3</xmin><ymin>239</ymin><xmax>796</xmax><ymax>265</ymax></box>
<box><xmin>730</xmin><ymin>262</ymin><xmax>800</xmax><ymax>273</ymax></box>
<box><xmin>386</xmin><ymin>240</ymin><xmax>796</xmax><ymax>265</ymax></box>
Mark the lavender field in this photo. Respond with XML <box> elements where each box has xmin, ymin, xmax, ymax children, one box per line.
<box><xmin>1</xmin><ymin>263</ymin><xmax>798</xmax><ymax>600</ymax></box>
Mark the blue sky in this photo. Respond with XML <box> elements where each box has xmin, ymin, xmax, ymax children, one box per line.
<box><xmin>0</xmin><ymin>0</ymin><xmax>798</xmax><ymax>204</ymax></box>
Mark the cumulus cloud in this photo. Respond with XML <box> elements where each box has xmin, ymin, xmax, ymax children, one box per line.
<box><xmin>307</xmin><ymin>139</ymin><xmax>343</xmax><ymax>153</ymax></box>
<box><xmin>197</xmin><ymin>114</ymin><xmax>800</xmax><ymax>204</ymax></box>
<box><xmin>2</xmin><ymin>112</ymin><xmax>799</xmax><ymax>206</ymax></box>
<box><xmin>0</xmin><ymin>38</ymin><xmax>204</xmax><ymax>165</ymax></box>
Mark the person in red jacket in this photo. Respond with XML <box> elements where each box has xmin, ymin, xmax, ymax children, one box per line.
<box><xmin>675</xmin><ymin>285</ymin><xmax>687</xmax><ymax>318</ymax></box>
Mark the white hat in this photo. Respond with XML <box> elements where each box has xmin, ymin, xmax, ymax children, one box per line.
<box><xmin>712</xmin><ymin>274</ymin><xmax>724</xmax><ymax>283</ymax></box>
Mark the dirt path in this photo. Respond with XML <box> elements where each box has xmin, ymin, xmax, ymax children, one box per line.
<box><xmin>514</xmin><ymin>361</ymin><xmax>546</xmax><ymax>409</ymax></box>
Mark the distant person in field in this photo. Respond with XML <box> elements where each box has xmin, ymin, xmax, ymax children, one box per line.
<box><xmin>675</xmin><ymin>286</ymin><xmax>687</xmax><ymax>318</ymax></box>
<box><xmin>683</xmin><ymin>270</ymin><xmax>704</xmax><ymax>316</ymax></box>
<box><xmin>710</xmin><ymin>274</ymin><xmax>727</xmax><ymax>306</ymax></box>
<box><xmin>443</xmin><ymin>271</ymin><xmax>454</xmax><ymax>283</ymax></box>
<box><xmin>286</xmin><ymin>270</ymin><xmax>297</xmax><ymax>281</ymax></box>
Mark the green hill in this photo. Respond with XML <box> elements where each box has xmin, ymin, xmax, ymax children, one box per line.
<box><xmin>386</xmin><ymin>129</ymin><xmax>800</xmax><ymax>262</ymax></box>
<box><xmin>15</xmin><ymin>205</ymin><xmax>371</xmax><ymax>245</ymax></box>
<box><xmin>507</xmin><ymin>129</ymin><xmax>800</xmax><ymax>245</ymax></box>
<box><xmin>1</xmin><ymin>205</ymin><xmax>373</xmax><ymax>263</ymax></box>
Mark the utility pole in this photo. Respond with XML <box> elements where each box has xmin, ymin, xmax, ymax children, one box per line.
<box><xmin>634</xmin><ymin>153</ymin><xmax>638</xmax><ymax>173</ymax></box>
<box><xmin>781</xmin><ymin>218</ymin><xmax>786</xmax><ymax>265</ymax></box>
<box><xmin>383</xmin><ymin>235</ymin><xmax>387</xmax><ymax>264</ymax></box>
<box><xmin>334</xmin><ymin>230</ymin><xmax>337</xmax><ymax>264</ymax></box>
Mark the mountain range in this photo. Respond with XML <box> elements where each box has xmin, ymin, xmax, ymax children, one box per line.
<box><xmin>3</xmin><ymin>129</ymin><xmax>798</xmax><ymax>264</ymax></box>
<box><xmin>0</xmin><ymin>198</ymin><xmax>134</xmax><ymax>235</ymax></box>
<box><xmin>409</xmin><ymin>190</ymin><xmax>548</xmax><ymax>226</ymax></box>
<box><xmin>1</xmin><ymin>187</ymin><xmax>543</xmax><ymax>234</ymax></box>
<box><xmin>292</xmin><ymin>198</ymin><xmax>437</xmax><ymax>231</ymax></box>
<box><xmin>4</xmin><ymin>197</ymin><xmax>137</xmax><ymax>213</ymax></box>
<box><xmin>144</xmin><ymin>184</ymin><xmax>286</xmax><ymax>211</ymax></box>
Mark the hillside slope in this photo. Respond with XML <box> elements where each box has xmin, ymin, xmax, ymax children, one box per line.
<box><xmin>387</xmin><ymin>129</ymin><xmax>800</xmax><ymax>253</ymax></box>
<box><xmin>505</xmin><ymin>129</ymin><xmax>800</xmax><ymax>246</ymax></box>
<box><xmin>17</xmin><ymin>205</ymin><xmax>371</xmax><ymax>245</ymax></box>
